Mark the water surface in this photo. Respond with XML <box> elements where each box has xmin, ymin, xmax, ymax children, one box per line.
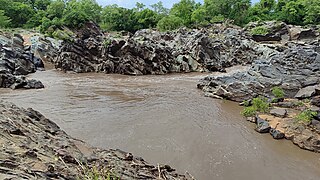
<box><xmin>1</xmin><ymin>69</ymin><xmax>320</xmax><ymax>180</ymax></box>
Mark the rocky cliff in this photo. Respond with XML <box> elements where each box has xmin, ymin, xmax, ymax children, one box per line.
<box><xmin>0</xmin><ymin>32</ymin><xmax>44</xmax><ymax>89</ymax></box>
<box><xmin>53</xmin><ymin>22</ymin><xmax>275</xmax><ymax>75</ymax></box>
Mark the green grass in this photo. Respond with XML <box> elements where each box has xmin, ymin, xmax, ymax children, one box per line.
<box><xmin>250</xmin><ymin>26</ymin><xmax>269</xmax><ymax>35</ymax></box>
<box><xmin>241</xmin><ymin>96</ymin><xmax>270</xmax><ymax>117</ymax></box>
<box><xmin>76</xmin><ymin>159</ymin><xmax>119</xmax><ymax>180</ymax></box>
<box><xmin>241</xmin><ymin>106</ymin><xmax>257</xmax><ymax>117</ymax></box>
<box><xmin>295</xmin><ymin>109</ymin><xmax>317</xmax><ymax>124</ymax></box>
<box><xmin>271</xmin><ymin>86</ymin><xmax>285</xmax><ymax>99</ymax></box>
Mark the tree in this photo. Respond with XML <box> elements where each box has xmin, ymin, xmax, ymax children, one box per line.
<box><xmin>0</xmin><ymin>10</ymin><xmax>11</xmax><ymax>28</ymax></box>
<box><xmin>157</xmin><ymin>15</ymin><xmax>183</xmax><ymax>31</ymax></box>
<box><xmin>204</xmin><ymin>0</ymin><xmax>251</xmax><ymax>25</ymax></box>
<box><xmin>170</xmin><ymin>0</ymin><xmax>199</xmax><ymax>27</ymax></box>
<box><xmin>134</xmin><ymin>9</ymin><xmax>159</xmax><ymax>29</ymax></box>
<box><xmin>151</xmin><ymin>1</ymin><xmax>169</xmax><ymax>15</ymax></box>
<box><xmin>191</xmin><ymin>6</ymin><xmax>209</xmax><ymax>27</ymax></box>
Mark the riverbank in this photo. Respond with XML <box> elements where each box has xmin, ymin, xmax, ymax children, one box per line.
<box><xmin>0</xmin><ymin>100</ymin><xmax>192</xmax><ymax>179</ymax></box>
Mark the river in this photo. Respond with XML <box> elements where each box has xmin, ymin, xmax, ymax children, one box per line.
<box><xmin>1</xmin><ymin>69</ymin><xmax>320</xmax><ymax>180</ymax></box>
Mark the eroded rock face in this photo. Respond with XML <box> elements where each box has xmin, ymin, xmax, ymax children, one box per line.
<box><xmin>54</xmin><ymin>22</ymin><xmax>271</xmax><ymax>75</ymax></box>
<box><xmin>0</xmin><ymin>101</ymin><xmax>191</xmax><ymax>179</ymax></box>
<box><xmin>0</xmin><ymin>32</ymin><xmax>44</xmax><ymax>89</ymax></box>
<box><xmin>198</xmin><ymin>41</ymin><xmax>320</xmax><ymax>101</ymax></box>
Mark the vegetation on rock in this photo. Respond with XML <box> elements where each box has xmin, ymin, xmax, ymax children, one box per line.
<box><xmin>295</xmin><ymin>109</ymin><xmax>317</xmax><ymax>124</ymax></box>
<box><xmin>241</xmin><ymin>96</ymin><xmax>270</xmax><ymax>117</ymax></box>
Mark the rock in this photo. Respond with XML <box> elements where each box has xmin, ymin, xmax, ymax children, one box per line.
<box><xmin>0</xmin><ymin>31</ymin><xmax>44</xmax><ymax>89</ymax></box>
<box><xmin>294</xmin><ymin>85</ymin><xmax>320</xmax><ymax>99</ymax></box>
<box><xmin>270</xmin><ymin>128</ymin><xmax>285</xmax><ymax>139</ymax></box>
<box><xmin>246</xmin><ymin>116</ymin><xmax>256</xmax><ymax>123</ymax></box>
<box><xmin>0</xmin><ymin>101</ymin><xmax>191</xmax><ymax>179</ymax></box>
<box><xmin>311</xmin><ymin>120</ymin><xmax>320</xmax><ymax>126</ymax></box>
<box><xmin>252</xmin><ymin>34</ymin><xmax>281</xmax><ymax>42</ymax></box>
<box><xmin>311</xmin><ymin>96</ymin><xmax>320</xmax><ymax>107</ymax></box>
<box><xmin>270</xmin><ymin>108</ymin><xmax>287</xmax><ymax>118</ymax></box>
<box><xmin>255</xmin><ymin>116</ymin><xmax>271</xmax><ymax>133</ymax></box>
<box><xmin>54</xmin><ymin>22</ymin><xmax>260</xmax><ymax>75</ymax></box>
<box><xmin>198</xmin><ymin>44</ymin><xmax>320</xmax><ymax>101</ymax></box>
<box><xmin>289</xmin><ymin>27</ymin><xmax>317</xmax><ymax>40</ymax></box>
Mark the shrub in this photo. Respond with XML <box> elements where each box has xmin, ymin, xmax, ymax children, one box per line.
<box><xmin>52</xmin><ymin>29</ymin><xmax>74</xmax><ymax>42</ymax></box>
<box><xmin>295</xmin><ymin>109</ymin><xmax>317</xmax><ymax>124</ymax></box>
<box><xmin>271</xmin><ymin>86</ymin><xmax>285</xmax><ymax>99</ymax></box>
<box><xmin>250</xmin><ymin>26</ymin><xmax>269</xmax><ymax>35</ymax></box>
<box><xmin>157</xmin><ymin>15</ymin><xmax>183</xmax><ymax>31</ymax></box>
<box><xmin>252</xmin><ymin>96</ymin><xmax>270</xmax><ymax>113</ymax></box>
<box><xmin>241</xmin><ymin>106</ymin><xmax>257</xmax><ymax>117</ymax></box>
<box><xmin>241</xmin><ymin>96</ymin><xmax>270</xmax><ymax>117</ymax></box>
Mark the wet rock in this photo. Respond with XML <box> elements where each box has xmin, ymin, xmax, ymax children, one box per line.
<box><xmin>270</xmin><ymin>108</ymin><xmax>287</xmax><ymax>118</ymax></box>
<box><xmin>255</xmin><ymin>116</ymin><xmax>271</xmax><ymax>133</ymax></box>
<box><xmin>247</xmin><ymin>116</ymin><xmax>256</xmax><ymax>123</ymax></box>
<box><xmin>270</xmin><ymin>128</ymin><xmax>285</xmax><ymax>139</ymax></box>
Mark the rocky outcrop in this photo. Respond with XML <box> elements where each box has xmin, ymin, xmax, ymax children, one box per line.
<box><xmin>0</xmin><ymin>32</ymin><xmax>44</xmax><ymax>89</ymax></box>
<box><xmin>54</xmin><ymin>22</ymin><xmax>275</xmax><ymax>75</ymax></box>
<box><xmin>197</xmin><ymin>41</ymin><xmax>320</xmax><ymax>101</ymax></box>
<box><xmin>0</xmin><ymin>101</ymin><xmax>192</xmax><ymax>179</ymax></box>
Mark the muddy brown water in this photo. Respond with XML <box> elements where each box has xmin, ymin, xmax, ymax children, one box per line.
<box><xmin>1</xmin><ymin>69</ymin><xmax>320</xmax><ymax>180</ymax></box>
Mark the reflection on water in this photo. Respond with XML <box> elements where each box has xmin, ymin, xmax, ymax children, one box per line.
<box><xmin>1</xmin><ymin>68</ymin><xmax>320</xmax><ymax>180</ymax></box>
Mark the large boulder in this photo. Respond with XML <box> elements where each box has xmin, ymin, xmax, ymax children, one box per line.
<box><xmin>294</xmin><ymin>85</ymin><xmax>320</xmax><ymax>99</ymax></box>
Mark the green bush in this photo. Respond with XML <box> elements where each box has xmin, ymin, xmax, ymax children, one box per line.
<box><xmin>295</xmin><ymin>109</ymin><xmax>317</xmax><ymax>123</ymax></box>
<box><xmin>241</xmin><ymin>96</ymin><xmax>270</xmax><ymax>117</ymax></box>
<box><xmin>250</xmin><ymin>26</ymin><xmax>269</xmax><ymax>35</ymax></box>
<box><xmin>157</xmin><ymin>15</ymin><xmax>183</xmax><ymax>31</ymax></box>
<box><xmin>52</xmin><ymin>29</ymin><xmax>74</xmax><ymax>42</ymax></box>
<box><xmin>241</xmin><ymin>106</ymin><xmax>257</xmax><ymax>117</ymax></box>
<box><xmin>271</xmin><ymin>86</ymin><xmax>285</xmax><ymax>99</ymax></box>
<box><xmin>252</xmin><ymin>96</ymin><xmax>270</xmax><ymax>113</ymax></box>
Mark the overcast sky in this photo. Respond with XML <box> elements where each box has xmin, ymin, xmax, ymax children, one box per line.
<box><xmin>96</xmin><ymin>0</ymin><xmax>260</xmax><ymax>8</ymax></box>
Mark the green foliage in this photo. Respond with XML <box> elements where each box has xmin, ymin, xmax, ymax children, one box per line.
<box><xmin>241</xmin><ymin>96</ymin><xmax>270</xmax><ymax>117</ymax></box>
<box><xmin>0</xmin><ymin>0</ymin><xmax>319</xmax><ymax>32</ymax></box>
<box><xmin>52</xmin><ymin>29</ymin><xmax>74</xmax><ymax>42</ymax></box>
<box><xmin>77</xmin><ymin>162</ymin><xmax>119</xmax><ymax>180</ymax></box>
<box><xmin>241</xmin><ymin>106</ymin><xmax>257</xmax><ymax>117</ymax></box>
<box><xmin>271</xmin><ymin>86</ymin><xmax>285</xmax><ymax>99</ymax></box>
<box><xmin>252</xmin><ymin>96</ymin><xmax>270</xmax><ymax>113</ymax></box>
<box><xmin>250</xmin><ymin>26</ymin><xmax>269</xmax><ymax>35</ymax></box>
<box><xmin>170</xmin><ymin>0</ymin><xmax>199</xmax><ymax>27</ymax></box>
<box><xmin>295</xmin><ymin>109</ymin><xmax>317</xmax><ymax>123</ymax></box>
<box><xmin>157</xmin><ymin>15</ymin><xmax>184</xmax><ymax>31</ymax></box>
<box><xmin>0</xmin><ymin>10</ymin><xmax>11</xmax><ymax>28</ymax></box>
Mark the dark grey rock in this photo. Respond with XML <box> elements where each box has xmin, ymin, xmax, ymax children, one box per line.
<box><xmin>255</xmin><ymin>116</ymin><xmax>271</xmax><ymax>133</ymax></box>
<box><xmin>270</xmin><ymin>128</ymin><xmax>285</xmax><ymax>139</ymax></box>
<box><xmin>311</xmin><ymin>96</ymin><xmax>320</xmax><ymax>107</ymax></box>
